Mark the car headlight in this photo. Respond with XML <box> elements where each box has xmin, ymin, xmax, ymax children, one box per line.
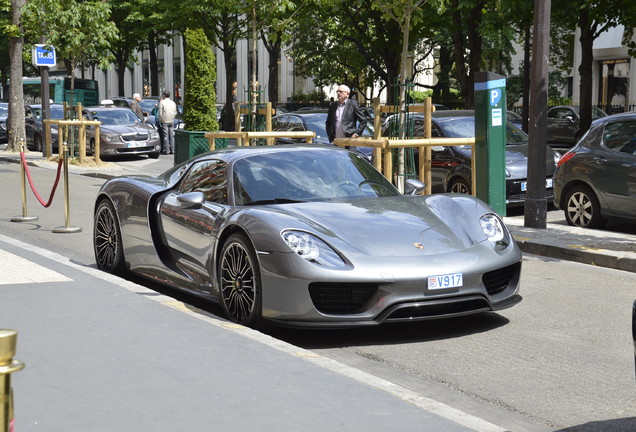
<box><xmin>282</xmin><ymin>230</ymin><xmax>345</xmax><ymax>268</ymax></box>
<box><xmin>479</xmin><ymin>213</ymin><xmax>511</xmax><ymax>251</ymax></box>
<box><xmin>0</xmin><ymin>123</ymin><xmax>6</xmax><ymax>131</ymax></box>
<box><xmin>151</xmin><ymin>132</ymin><xmax>159</xmax><ymax>139</ymax></box>
<box><xmin>553</xmin><ymin>150</ymin><xmax>562</xmax><ymax>165</ymax></box>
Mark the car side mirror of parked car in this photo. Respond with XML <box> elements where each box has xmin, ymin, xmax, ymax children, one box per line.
<box><xmin>405</xmin><ymin>179</ymin><xmax>426</xmax><ymax>195</ymax></box>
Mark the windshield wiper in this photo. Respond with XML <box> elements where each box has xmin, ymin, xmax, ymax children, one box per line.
<box><xmin>244</xmin><ymin>198</ymin><xmax>307</xmax><ymax>206</ymax></box>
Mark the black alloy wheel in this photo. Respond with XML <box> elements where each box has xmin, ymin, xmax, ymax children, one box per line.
<box><xmin>94</xmin><ymin>199</ymin><xmax>125</xmax><ymax>273</ymax></box>
<box><xmin>219</xmin><ymin>234</ymin><xmax>262</xmax><ymax>327</ymax></box>
<box><xmin>564</xmin><ymin>185</ymin><xmax>606</xmax><ymax>228</ymax></box>
<box><xmin>449</xmin><ymin>178</ymin><xmax>471</xmax><ymax>195</ymax></box>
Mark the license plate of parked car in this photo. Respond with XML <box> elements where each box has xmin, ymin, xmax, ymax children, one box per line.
<box><xmin>128</xmin><ymin>142</ymin><xmax>147</xmax><ymax>148</ymax></box>
<box><xmin>521</xmin><ymin>178</ymin><xmax>553</xmax><ymax>192</ymax></box>
<box><xmin>428</xmin><ymin>273</ymin><xmax>463</xmax><ymax>290</ymax></box>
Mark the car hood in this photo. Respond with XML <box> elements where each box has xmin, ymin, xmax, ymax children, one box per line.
<box><xmin>242</xmin><ymin>194</ymin><xmax>492</xmax><ymax>257</ymax></box>
<box><xmin>505</xmin><ymin>144</ymin><xmax>556</xmax><ymax>178</ymax></box>
<box><xmin>101</xmin><ymin>124</ymin><xmax>155</xmax><ymax>135</ymax></box>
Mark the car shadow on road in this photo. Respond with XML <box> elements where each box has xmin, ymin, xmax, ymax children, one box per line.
<box><xmin>267</xmin><ymin>312</ymin><xmax>510</xmax><ymax>350</ymax></box>
<box><xmin>553</xmin><ymin>416</ymin><xmax>636</xmax><ymax>432</ymax></box>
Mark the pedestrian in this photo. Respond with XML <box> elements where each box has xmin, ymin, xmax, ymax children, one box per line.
<box><xmin>326</xmin><ymin>85</ymin><xmax>367</xmax><ymax>147</ymax></box>
<box><xmin>611</xmin><ymin>87</ymin><xmax>626</xmax><ymax>114</ymax></box>
<box><xmin>129</xmin><ymin>93</ymin><xmax>145</xmax><ymax>120</ymax></box>
<box><xmin>158</xmin><ymin>90</ymin><xmax>177</xmax><ymax>154</ymax></box>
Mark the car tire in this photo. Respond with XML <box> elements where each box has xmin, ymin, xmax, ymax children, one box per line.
<box><xmin>218</xmin><ymin>233</ymin><xmax>263</xmax><ymax>327</ymax></box>
<box><xmin>93</xmin><ymin>199</ymin><xmax>125</xmax><ymax>273</ymax></box>
<box><xmin>148</xmin><ymin>152</ymin><xmax>160</xmax><ymax>159</ymax></box>
<box><xmin>449</xmin><ymin>177</ymin><xmax>471</xmax><ymax>195</ymax></box>
<box><xmin>564</xmin><ymin>185</ymin><xmax>606</xmax><ymax>228</ymax></box>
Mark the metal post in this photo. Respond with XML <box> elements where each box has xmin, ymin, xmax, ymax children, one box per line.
<box><xmin>524</xmin><ymin>0</ymin><xmax>551</xmax><ymax>228</ymax></box>
<box><xmin>53</xmin><ymin>143</ymin><xmax>82</xmax><ymax>233</ymax></box>
<box><xmin>11</xmin><ymin>139</ymin><xmax>38</xmax><ymax>223</ymax></box>
<box><xmin>0</xmin><ymin>330</ymin><xmax>25</xmax><ymax>432</ymax></box>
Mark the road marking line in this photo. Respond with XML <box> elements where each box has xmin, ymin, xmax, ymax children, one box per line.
<box><xmin>0</xmin><ymin>249</ymin><xmax>72</xmax><ymax>285</ymax></box>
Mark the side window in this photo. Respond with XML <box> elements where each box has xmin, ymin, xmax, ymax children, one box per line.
<box><xmin>272</xmin><ymin>116</ymin><xmax>288</xmax><ymax>131</ymax></box>
<box><xmin>179</xmin><ymin>159</ymin><xmax>228</xmax><ymax>204</ymax></box>
<box><xmin>603</xmin><ymin>121</ymin><xmax>636</xmax><ymax>155</ymax></box>
<box><xmin>287</xmin><ymin>116</ymin><xmax>304</xmax><ymax>132</ymax></box>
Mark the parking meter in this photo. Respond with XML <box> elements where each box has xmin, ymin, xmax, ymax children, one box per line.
<box><xmin>474</xmin><ymin>71</ymin><xmax>507</xmax><ymax>216</ymax></box>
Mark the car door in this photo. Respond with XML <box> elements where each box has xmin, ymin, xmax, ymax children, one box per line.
<box><xmin>593</xmin><ymin>120</ymin><xmax>636</xmax><ymax>217</ymax></box>
<box><xmin>158</xmin><ymin>159</ymin><xmax>228</xmax><ymax>287</ymax></box>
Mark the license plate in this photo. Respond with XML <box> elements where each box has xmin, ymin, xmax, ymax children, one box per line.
<box><xmin>521</xmin><ymin>178</ymin><xmax>553</xmax><ymax>192</ymax></box>
<box><xmin>128</xmin><ymin>142</ymin><xmax>146</xmax><ymax>148</ymax></box>
<box><xmin>428</xmin><ymin>273</ymin><xmax>463</xmax><ymax>290</ymax></box>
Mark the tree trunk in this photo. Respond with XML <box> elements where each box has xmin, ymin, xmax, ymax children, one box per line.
<box><xmin>522</xmin><ymin>25</ymin><xmax>531</xmax><ymax>133</ymax></box>
<box><xmin>115</xmin><ymin>51</ymin><xmax>128</xmax><ymax>96</ymax></box>
<box><xmin>148</xmin><ymin>35</ymin><xmax>159</xmax><ymax>96</ymax></box>
<box><xmin>220</xmin><ymin>44</ymin><xmax>237</xmax><ymax>131</ymax></box>
<box><xmin>265</xmin><ymin>41</ymin><xmax>281</xmax><ymax>104</ymax></box>
<box><xmin>577</xmin><ymin>10</ymin><xmax>595</xmax><ymax>137</ymax></box>
<box><xmin>7</xmin><ymin>0</ymin><xmax>26</xmax><ymax>152</ymax></box>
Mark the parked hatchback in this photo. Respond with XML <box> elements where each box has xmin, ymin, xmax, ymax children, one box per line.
<box><xmin>554</xmin><ymin>112</ymin><xmax>636</xmax><ymax>228</ymax></box>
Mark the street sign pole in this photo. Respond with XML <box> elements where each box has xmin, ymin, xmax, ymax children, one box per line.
<box><xmin>32</xmin><ymin>43</ymin><xmax>55</xmax><ymax>158</ymax></box>
<box><xmin>474</xmin><ymin>71</ymin><xmax>507</xmax><ymax>216</ymax></box>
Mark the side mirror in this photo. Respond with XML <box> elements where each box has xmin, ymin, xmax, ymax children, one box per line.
<box><xmin>405</xmin><ymin>179</ymin><xmax>426</xmax><ymax>195</ymax></box>
<box><xmin>177</xmin><ymin>191</ymin><xmax>206</xmax><ymax>209</ymax></box>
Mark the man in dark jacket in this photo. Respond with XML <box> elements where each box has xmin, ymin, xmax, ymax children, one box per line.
<box><xmin>326</xmin><ymin>85</ymin><xmax>367</xmax><ymax>144</ymax></box>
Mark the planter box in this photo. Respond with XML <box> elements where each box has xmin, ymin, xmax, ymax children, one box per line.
<box><xmin>174</xmin><ymin>130</ymin><xmax>211</xmax><ymax>165</ymax></box>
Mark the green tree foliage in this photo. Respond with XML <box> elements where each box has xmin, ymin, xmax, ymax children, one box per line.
<box><xmin>183</xmin><ymin>27</ymin><xmax>218</xmax><ymax>132</ymax></box>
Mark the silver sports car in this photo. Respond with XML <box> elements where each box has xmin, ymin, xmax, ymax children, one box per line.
<box><xmin>94</xmin><ymin>145</ymin><xmax>522</xmax><ymax>328</ymax></box>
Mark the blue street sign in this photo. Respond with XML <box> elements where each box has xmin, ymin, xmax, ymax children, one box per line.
<box><xmin>32</xmin><ymin>44</ymin><xmax>56</xmax><ymax>67</ymax></box>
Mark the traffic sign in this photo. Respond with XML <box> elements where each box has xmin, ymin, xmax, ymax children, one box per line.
<box><xmin>32</xmin><ymin>44</ymin><xmax>56</xmax><ymax>67</ymax></box>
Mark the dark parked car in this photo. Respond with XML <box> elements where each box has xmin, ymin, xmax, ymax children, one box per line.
<box><xmin>383</xmin><ymin>110</ymin><xmax>560</xmax><ymax>207</ymax></box>
<box><xmin>554</xmin><ymin>112</ymin><xmax>636</xmax><ymax>228</ymax></box>
<box><xmin>546</xmin><ymin>105</ymin><xmax>607</xmax><ymax>147</ymax></box>
<box><xmin>24</xmin><ymin>104</ymin><xmax>66</xmax><ymax>152</ymax></box>
<box><xmin>83</xmin><ymin>106</ymin><xmax>161</xmax><ymax>158</ymax></box>
<box><xmin>93</xmin><ymin>145</ymin><xmax>522</xmax><ymax>328</ymax></box>
<box><xmin>0</xmin><ymin>102</ymin><xmax>7</xmax><ymax>144</ymax></box>
<box><xmin>271</xmin><ymin>110</ymin><xmax>374</xmax><ymax>159</ymax></box>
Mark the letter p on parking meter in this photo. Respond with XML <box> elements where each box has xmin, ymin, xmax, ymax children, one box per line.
<box><xmin>474</xmin><ymin>72</ymin><xmax>506</xmax><ymax>216</ymax></box>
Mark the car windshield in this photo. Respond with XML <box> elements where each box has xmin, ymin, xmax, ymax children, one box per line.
<box><xmin>90</xmin><ymin>109</ymin><xmax>142</xmax><ymax>125</ymax></box>
<box><xmin>139</xmin><ymin>99</ymin><xmax>159</xmax><ymax>112</ymax></box>
<box><xmin>437</xmin><ymin>116</ymin><xmax>528</xmax><ymax>142</ymax></box>
<box><xmin>232</xmin><ymin>149</ymin><xmax>399</xmax><ymax>205</ymax></box>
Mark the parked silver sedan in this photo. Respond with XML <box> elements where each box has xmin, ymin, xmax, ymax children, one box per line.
<box><xmin>83</xmin><ymin>107</ymin><xmax>161</xmax><ymax>158</ymax></box>
<box><xmin>93</xmin><ymin>145</ymin><xmax>522</xmax><ymax>328</ymax></box>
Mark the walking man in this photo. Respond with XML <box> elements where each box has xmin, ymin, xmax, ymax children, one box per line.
<box><xmin>326</xmin><ymin>85</ymin><xmax>367</xmax><ymax>146</ymax></box>
<box><xmin>158</xmin><ymin>90</ymin><xmax>177</xmax><ymax>154</ymax></box>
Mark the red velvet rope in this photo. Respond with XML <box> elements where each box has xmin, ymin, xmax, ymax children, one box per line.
<box><xmin>20</xmin><ymin>152</ymin><xmax>64</xmax><ymax>208</ymax></box>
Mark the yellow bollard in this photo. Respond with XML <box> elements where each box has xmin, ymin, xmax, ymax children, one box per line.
<box><xmin>11</xmin><ymin>139</ymin><xmax>39</xmax><ymax>223</ymax></box>
<box><xmin>0</xmin><ymin>330</ymin><xmax>25</xmax><ymax>432</ymax></box>
<box><xmin>52</xmin><ymin>143</ymin><xmax>82</xmax><ymax>233</ymax></box>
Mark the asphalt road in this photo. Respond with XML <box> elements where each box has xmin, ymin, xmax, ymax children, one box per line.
<box><xmin>1</xmin><ymin>156</ymin><xmax>635</xmax><ymax>431</ymax></box>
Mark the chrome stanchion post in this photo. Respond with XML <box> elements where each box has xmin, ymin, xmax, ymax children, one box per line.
<box><xmin>11</xmin><ymin>138</ymin><xmax>38</xmax><ymax>223</ymax></box>
<box><xmin>53</xmin><ymin>142</ymin><xmax>82</xmax><ymax>233</ymax></box>
<box><xmin>0</xmin><ymin>330</ymin><xmax>25</xmax><ymax>432</ymax></box>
